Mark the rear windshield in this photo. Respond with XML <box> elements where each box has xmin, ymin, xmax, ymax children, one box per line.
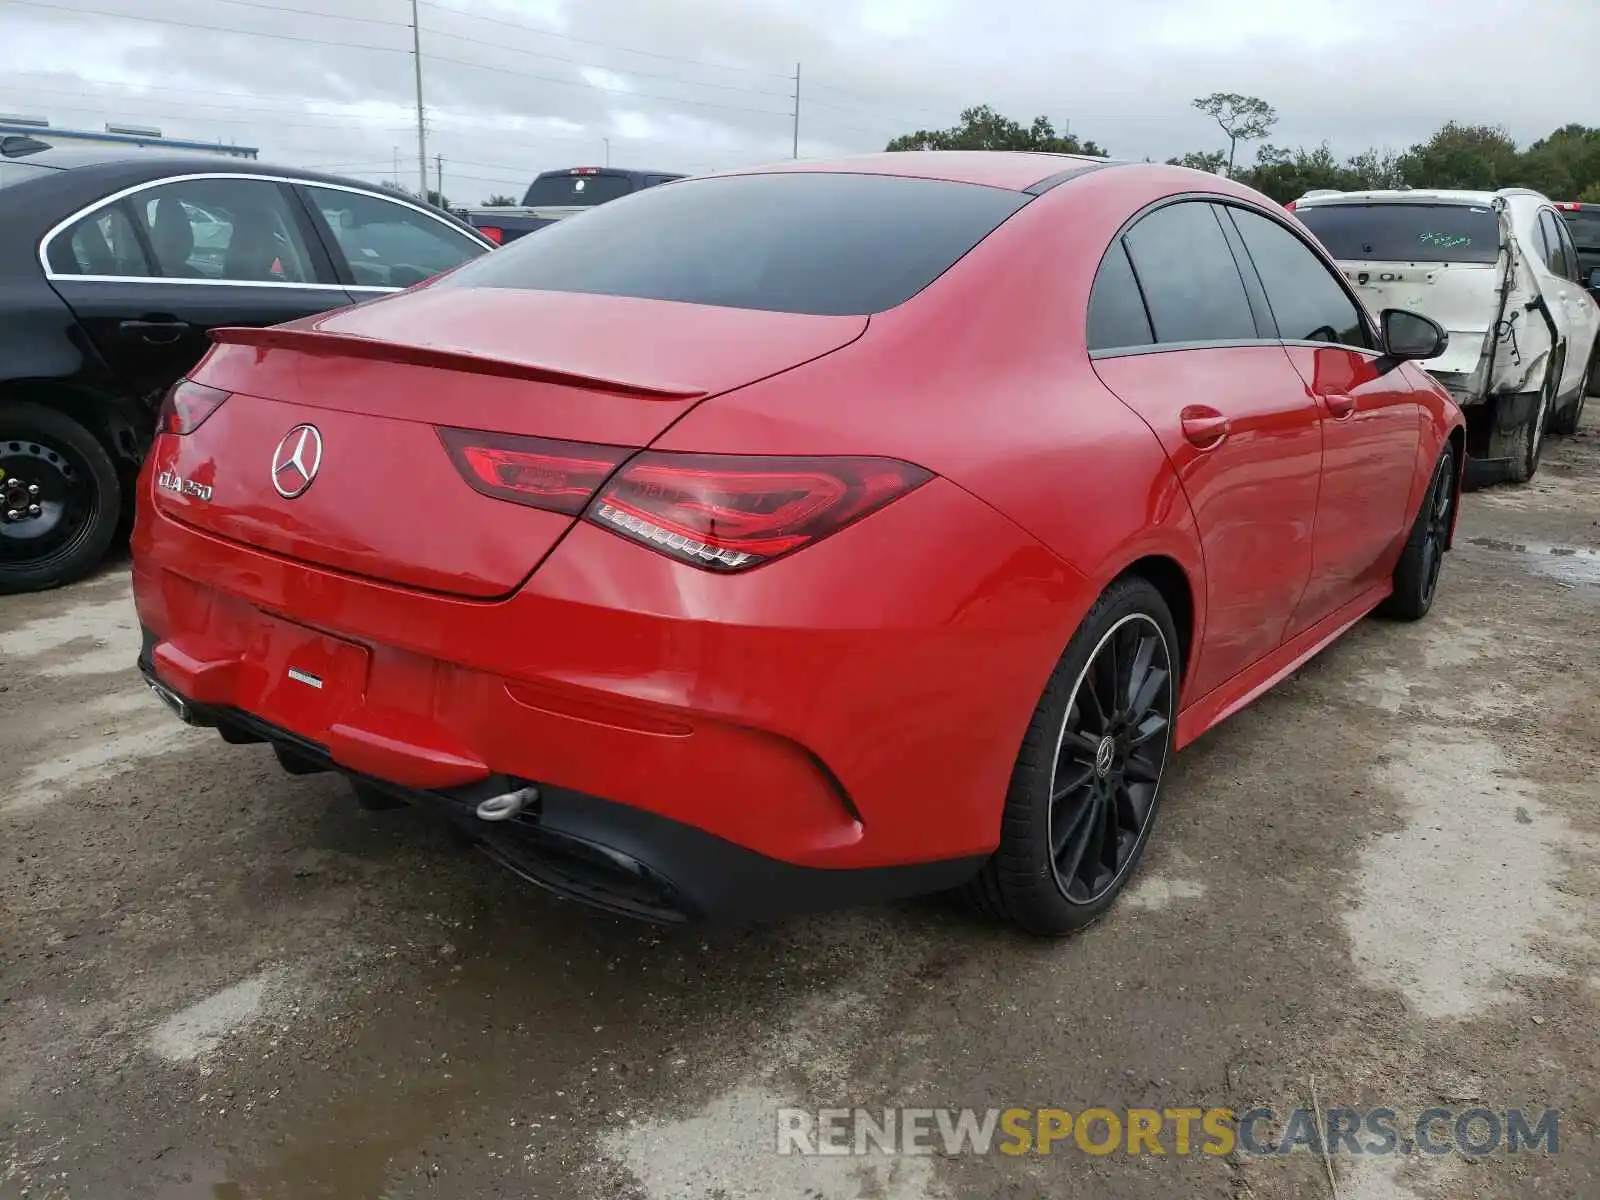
<box><xmin>522</xmin><ymin>173</ymin><xmax>634</xmax><ymax>207</ymax></box>
<box><xmin>1297</xmin><ymin>202</ymin><xmax>1501</xmax><ymax>264</ymax></box>
<box><xmin>0</xmin><ymin>160</ymin><xmax>54</xmax><ymax>189</ymax></box>
<box><xmin>448</xmin><ymin>171</ymin><xmax>1029</xmax><ymax>316</ymax></box>
<box><xmin>1563</xmin><ymin>209</ymin><xmax>1600</xmax><ymax>251</ymax></box>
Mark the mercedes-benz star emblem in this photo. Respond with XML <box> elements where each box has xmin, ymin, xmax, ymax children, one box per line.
<box><xmin>1094</xmin><ymin>736</ymin><xmax>1116</xmax><ymax>778</ymax></box>
<box><xmin>271</xmin><ymin>424</ymin><xmax>323</xmax><ymax>499</ymax></box>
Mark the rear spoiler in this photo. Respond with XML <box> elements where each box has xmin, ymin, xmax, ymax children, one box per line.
<box><xmin>207</xmin><ymin>326</ymin><xmax>707</xmax><ymax>401</ymax></box>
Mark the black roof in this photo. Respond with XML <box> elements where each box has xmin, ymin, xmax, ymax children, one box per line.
<box><xmin>0</xmin><ymin>144</ymin><xmax>489</xmax><ymax>243</ymax></box>
<box><xmin>3</xmin><ymin>144</ymin><xmax>401</xmax><ymax>190</ymax></box>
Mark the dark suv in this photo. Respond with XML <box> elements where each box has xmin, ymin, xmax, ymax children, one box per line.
<box><xmin>0</xmin><ymin>144</ymin><xmax>492</xmax><ymax>592</ymax></box>
<box><xmin>1559</xmin><ymin>202</ymin><xmax>1600</xmax><ymax>298</ymax></box>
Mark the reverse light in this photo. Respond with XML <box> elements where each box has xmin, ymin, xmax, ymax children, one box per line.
<box><xmin>438</xmin><ymin>426</ymin><xmax>630</xmax><ymax>514</ymax></box>
<box><xmin>585</xmin><ymin>453</ymin><xmax>931</xmax><ymax>572</ymax></box>
<box><xmin>158</xmin><ymin>380</ymin><xmax>229</xmax><ymax>435</ymax></box>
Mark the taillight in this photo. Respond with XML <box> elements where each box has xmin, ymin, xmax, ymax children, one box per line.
<box><xmin>585</xmin><ymin>453</ymin><xmax>931</xmax><ymax>571</ymax></box>
<box><xmin>438</xmin><ymin>426</ymin><xmax>630</xmax><ymax>515</ymax></box>
<box><xmin>158</xmin><ymin>380</ymin><xmax>229</xmax><ymax>435</ymax></box>
<box><xmin>479</xmin><ymin>226</ymin><xmax>504</xmax><ymax>244</ymax></box>
<box><xmin>1283</xmin><ymin>200</ymin><xmax>1297</xmax><ymax>212</ymax></box>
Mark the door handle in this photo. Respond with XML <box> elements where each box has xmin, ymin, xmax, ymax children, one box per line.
<box><xmin>1324</xmin><ymin>393</ymin><xmax>1358</xmax><ymax>419</ymax></box>
<box><xmin>119</xmin><ymin>318</ymin><xmax>190</xmax><ymax>345</ymax></box>
<box><xmin>1180</xmin><ymin>405</ymin><xmax>1230</xmax><ymax>449</ymax></box>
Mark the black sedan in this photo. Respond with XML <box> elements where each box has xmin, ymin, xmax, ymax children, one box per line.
<box><xmin>0</xmin><ymin>142</ymin><xmax>494</xmax><ymax>593</ymax></box>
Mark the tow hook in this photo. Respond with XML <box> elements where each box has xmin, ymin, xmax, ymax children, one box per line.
<box><xmin>476</xmin><ymin>786</ymin><xmax>537</xmax><ymax>822</ymax></box>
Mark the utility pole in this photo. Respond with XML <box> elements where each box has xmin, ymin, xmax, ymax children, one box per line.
<box><xmin>410</xmin><ymin>0</ymin><xmax>427</xmax><ymax>198</ymax></box>
<box><xmin>603</xmin><ymin>137</ymin><xmax>610</xmax><ymax>168</ymax></box>
<box><xmin>391</xmin><ymin>145</ymin><xmax>399</xmax><ymax>185</ymax></box>
<box><xmin>436</xmin><ymin>154</ymin><xmax>443</xmax><ymax>207</ymax></box>
<box><xmin>791</xmin><ymin>62</ymin><xmax>801</xmax><ymax>159</ymax></box>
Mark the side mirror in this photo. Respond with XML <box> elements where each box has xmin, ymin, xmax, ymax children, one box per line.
<box><xmin>1588</xmin><ymin>267</ymin><xmax>1600</xmax><ymax>290</ymax></box>
<box><xmin>1380</xmin><ymin>309</ymin><xmax>1448</xmax><ymax>361</ymax></box>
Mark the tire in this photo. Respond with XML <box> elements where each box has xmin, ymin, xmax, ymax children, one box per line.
<box><xmin>965</xmin><ymin>575</ymin><xmax>1180</xmax><ymax>936</ymax></box>
<box><xmin>1588</xmin><ymin>340</ymin><xmax>1600</xmax><ymax>399</ymax></box>
<box><xmin>0</xmin><ymin>403</ymin><xmax>122</xmax><ymax>594</ymax></box>
<box><xmin>1498</xmin><ymin>361</ymin><xmax>1557</xmax><ymax>484</ymax></box>
<box><xmin>1377</xmin><ymin>444</ymin><xmax>1455</xmax><ymax>622</ymax></box>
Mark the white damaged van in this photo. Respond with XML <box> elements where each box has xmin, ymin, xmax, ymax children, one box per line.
<box><xmin>1292</xmin><ymin>188</ymin><xmax>1600</xmax><ymax>482</ymax></box>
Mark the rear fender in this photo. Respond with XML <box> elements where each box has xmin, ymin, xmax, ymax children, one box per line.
<box><xmin>1482</xmin><ymin>203</ymin><xmax>1556</xmax><ymax>397</ymax></box>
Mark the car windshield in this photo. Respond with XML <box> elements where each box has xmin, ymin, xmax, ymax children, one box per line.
<box><xmin>0</xmin><ymin>159</ymin><xmax>54</xmax><ymax>189</ymax></box>
<box><xmin>448</xmin><ymin>171</ymin><xmax>1029</xmax><ymax>316</ymax></box>
<box><xmin>1297</xmin><ymin>202</ymin><xmax>1501</xmax><ymax>264</ymax></box>
<box><xmin>522</xmin><ymin>173</ymin><xmax>635</xmax><ymax>207</ymax></box>
<box><xmin>1563</xmin><ymin>209</ymin><xmax>1600</xmax><ymax>251</ymax></box>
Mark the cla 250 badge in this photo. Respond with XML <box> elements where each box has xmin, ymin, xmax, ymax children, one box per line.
<box><xmin>156</xmin><ymin>469</ymin><xmax>212</xmax><ymax>502</ymax></box>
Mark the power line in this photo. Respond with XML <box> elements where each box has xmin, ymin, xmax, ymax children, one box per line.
<box><xmin>415</xmin><ymin>0</ymin><xmax>792</xmax><ymax>79</ymax></box>
<box><xmin>424</xmin><ymin>50</ymin><xmax>791</xmax><ymax>117</ymax></box>
<box><xmin>423</xmin><ymin>26</ymin><xmax>791</xmax><ymax>98</ymax></box>
<box><xmin>8</xmin><ymin>0</ymin><xmax>408</xmax><ymax>53</ymax></box>
<box><xmin>160</xmin><ymin>0</ymin><xmax>409</xmax><ymax>29</ymax></box>
<box><xmin>4</xmin><ymin>82</ymin><xmax>410</xmax><ymax>125</ymax></box>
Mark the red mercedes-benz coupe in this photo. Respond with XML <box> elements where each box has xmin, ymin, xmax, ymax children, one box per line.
<box><xmin>132</xmin><ymin>153</ymin><xmax>1464</xmax><ymax>934</ymax></box>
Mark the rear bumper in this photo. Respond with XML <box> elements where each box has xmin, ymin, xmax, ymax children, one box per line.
<box><xmin>138</xmin><ymin>643</ymin><xmax>981</xmax><ymax>923</ymax></box>
<box><xmin>131</xmin><ymin>465</ymin><xmax>1086</xmax><ymax>914</ymax></box>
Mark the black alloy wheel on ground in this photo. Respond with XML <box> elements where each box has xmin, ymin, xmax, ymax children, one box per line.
<box><xmin>966</xmin><ymin>576</ymin><xmax>1178</xmax><ymax>936</ymax></box>
<box><xmin>0</xmin><ymin>404</ymin><xmax>122</xmax><ymax>595</ymax></box>
<box><xmin>1379</xmin><ymin>444</ymin><xmax>1456</xmax><ymax>621</ymax></box>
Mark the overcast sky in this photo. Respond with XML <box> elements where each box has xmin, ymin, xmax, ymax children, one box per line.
<box><xmin>1</xmin><ymin>0</ymin><xmax>1594</xmax><ymax>203</ymax></box>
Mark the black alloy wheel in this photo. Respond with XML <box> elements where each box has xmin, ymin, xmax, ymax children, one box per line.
<box><xmin>965</xmin><ymin>575</ymin><xmax>1180</xmax><ymax>936</ymax></box>
<box><xmin>1046</xmin><ymin>613</ymin><xmax>1175</xmax><ymax>904</ymax></box>
<box><xmin>1378</xmin><ymin>444</ymin><xmax>1455</xmax><ymax>621</ymax></box>
<box><xmin>1416</xmin><ymin>447</ymin><xmax>1454</xmax><ymax>611</ymax></box>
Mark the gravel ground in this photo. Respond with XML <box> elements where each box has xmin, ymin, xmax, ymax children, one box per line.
<box><xmin>3</xmin><ymin>413</ymin><xmax>1598</xmax><ymax>1200</ymax></box>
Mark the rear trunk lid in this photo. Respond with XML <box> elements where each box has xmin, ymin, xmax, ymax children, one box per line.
<box><xmin>151</xmin><ymin>286</ymin><xmax>866</xmax><ymax>597</ymax></box>
<box><xmin>1336</xmin><ymin>260</ymin><xmax>1502</xmax><ymax>377</ymax></box>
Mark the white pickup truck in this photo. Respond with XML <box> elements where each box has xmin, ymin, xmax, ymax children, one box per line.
<box><xmin>1292</xmin><ymin>188</ymin><xmax>1600</xmax><ymax>483</ymax></box>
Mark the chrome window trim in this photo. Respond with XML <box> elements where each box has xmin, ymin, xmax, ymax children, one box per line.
<box><xmin>38</xmin><ymin>171</ymin><xmax>490</xmax><ymax>285</ymax></box>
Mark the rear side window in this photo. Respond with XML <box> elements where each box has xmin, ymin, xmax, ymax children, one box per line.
<box><xmin>1228</xmin><ymin>207</ymin><xmax>1371</xmax><ymax>349</ymax></box>
<box><xmin>48</xmin><ymin>204</ymin><xmax>151</xmax><ymax>277</ymax></box>
<box><xmin>448</xmin><ymin>172</ymin><xmax>1030</xmax><ymax>316</ymax></box>
<box><xmin>1551</xmin><ymin>216</ymin><xmax>1582</xmax><ymax>282</ymax></box>
<box><xmin>1086</xmin><ymin>242</ymin><xmax>1153</xmax><ymax>350</ymax></box>
<box><xmin>1122</xmin><ymin>201</ymin><xmax>1257</xmax><ymax>344</ymax></box>
<box><xmin>1538</xmin><ymin>211</ymin><xmax>1572</xmax><ymax>279</ymax></box>
<box><xmin>1296</xmin><ymin>203</ymin><xmax>1500</xmax><ymax>264</ymax></box>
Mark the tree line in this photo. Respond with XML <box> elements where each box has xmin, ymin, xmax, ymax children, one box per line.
<box><xmin>884</xmin><ymin>99</ymin><xmax>1600</xmax><ymax>205</ymax></box>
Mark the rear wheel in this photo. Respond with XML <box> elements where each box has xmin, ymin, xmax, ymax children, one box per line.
<box><xmin>1497</xmin><ymin>362</ymin><xmax>1556</xmax><ymax>484</ymax></box>
<box><xmin>1378</xmin><ymin>444</ymin><xmax>1455</xmax><ymax>621</ymax></box>
<box><xmin>966</xmin><ymin>576</ymin><xmax>1178</xmax><ymax>936</ymax></box>
<box><xmin>0</xmin><ymin>404</ymin><xmax>122</xmax><ymax>594</ymax></box>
